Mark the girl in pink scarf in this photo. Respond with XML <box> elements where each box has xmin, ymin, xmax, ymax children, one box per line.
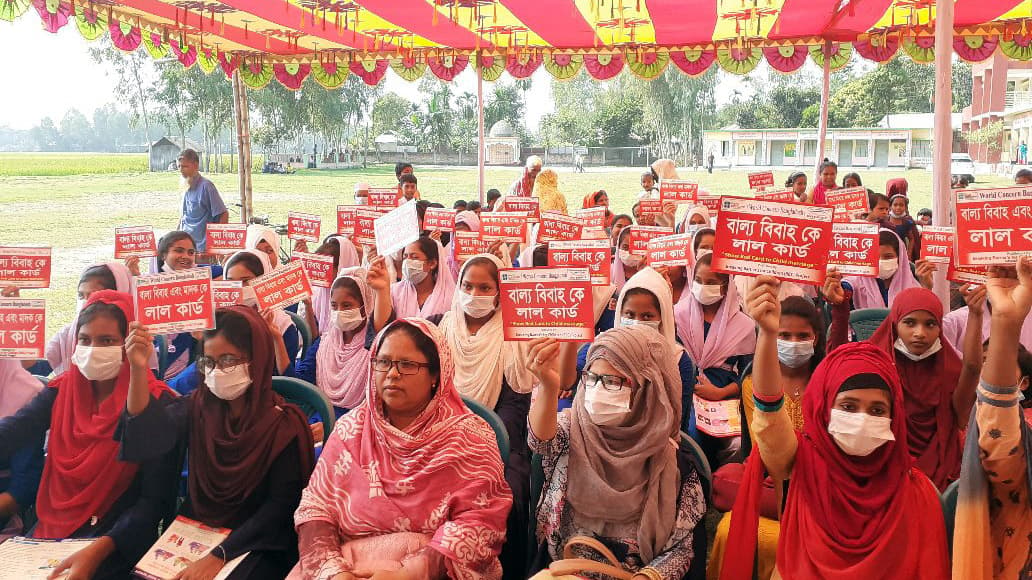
<box><xmin>391</xmin><ymin>237</ymin><xmax>456</xmax><ymax>320</ymax></box>
<box><xmin>308</xmin><ymin>236</ymin><xmax>361</xmax><ymax>334</ymax></box>
<box><xmin>836</xmin><ymin>229</ymin><xmax>924</xmax><ymax>310</ymax></box>
<box><xmin>294</xmin><ymin>319</ymin><xmax>511</xmax><ymax>578</ymax></box>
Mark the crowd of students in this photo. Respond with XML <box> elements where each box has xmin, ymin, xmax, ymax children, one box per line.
<box><xmin>0</xmin><ymin>153</ymin><xmax>1029</xmax><ymax>580</ymax></box>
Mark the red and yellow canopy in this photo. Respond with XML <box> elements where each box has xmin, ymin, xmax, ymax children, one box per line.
<box><xmin>6</xmin><ymin>0</ymin><xmax>1032</xmax><ymax>88</ymax></box>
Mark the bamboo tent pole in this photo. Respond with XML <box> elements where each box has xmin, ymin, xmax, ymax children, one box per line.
<box><xmin>931</xmin><ymin>0</ymin><xmax>955</xmax><ymax>309</ymax></box>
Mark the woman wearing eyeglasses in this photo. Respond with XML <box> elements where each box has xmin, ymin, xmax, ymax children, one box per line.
<box><xmin>526</xmin><ymin>326</ymin><xmax>707</xmax><ymax>579</ymax></box>
<box><xmin>294</xmin><ymin>318</ymin><xmax>512</xmax><ymax>578</ymax></box>
<box><xmin>121</xmin><ymin>306</ymin><xmax>315</xmax><ymax>580</ymax></box>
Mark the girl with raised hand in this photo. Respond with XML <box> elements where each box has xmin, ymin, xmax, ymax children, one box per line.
<box><xmin>391</xmin><ymin>236</ymin><xmax>456</xmax><ymax>320</ymax></box>
<box><xmin>824</xmin><ymin>229</ymin><xmax>933</xmax><ymax>312</ymax></box>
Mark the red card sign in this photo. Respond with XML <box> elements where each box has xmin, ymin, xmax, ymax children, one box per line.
<box><xmin>368</xmin><ymin>187</ymin><xmax>400</xmax><ymax>207</ymax></box>
<box><xmin>499</xmin><ymin>267</ymin><xmax>594</xmax><ymax>342</ymax></box>
<box><xmin>697</xmin><ymin>195</ymin><xmax>721</xmax><ymax>216</ymax></box>
<box><xmin>424</xmin><ymin>207</ymin><xmax>457</xmax><ymax>232</ymax></box>
<box><xmin>354</xmin><ymin>209</ymin><xmax>387</xmax><ymax>246</ymax></box>
<box><xmin>250</xmin><ymin>261</ymin><xmax>313</xmax><ymax>311</ymax></box>
<box><xmin>748</xmin><ymin>171</ymin><xmax>775</xmax><ymax>191</ymax></box>
<box><xmin>712</xmin><ymin>197</ymin><xmax>834</xmax><ymax>285</ymax></box>
<box><xmin>502</xmin><ymin>197</ymin><xmax>541</xmax><ymax>223</ymax></box>
<box><xmin>480</xmin><ymin>212</ymin><xmax>527</xmax><ymax>243</ymax></box>
<box><xmin>647</xmin><ymin>233</ymin><xmax>693</xmax><ymax>267</ymax></box>
<box><xmin>0</xmin><ymin>298</ymin><xmax>45</xmax><ymax>359</ymax></box>
<box><xmin>755</xmin><ymin>190</ymin><xmax>798</xmax><ymax>203</ymax></box>
<box><xmin>659</xmin><ymin>180</ymin><xmax>698</xmax><ymax>204</ymax></box>
<box><xmin>212</xmin><ymin>281</ymin><xmax>244</xmax><ymax>309</ymax></box>
<box><xmin>0</xmin><ymin>247</ymin><xmax>52</xmax><ymax>289</ymax></box>
<box><xmin>453</xmin><ymin>231</ymin><xmax>490</xmax><ymax>265</ymax></box>
<box><xmin>574</xmin><ymin>207</ymin><xmax>608</xmax><ymax>228</ymax></box>
<box><xmin>919</xmin><ymin>226</ymin><xmax>955</xmax><ymax>265</ymax></box>
<box><xmin>204</xmin><ymin>224</ymin><xmax>247</xmax><ymax>255</ymax></box>
<box><xmin>293</xmin><ymin>251</ymin><xmax>336</xmax><ymax>288</ymax></box>
<box><xmin>337</xmin><ymin>205</ymin><xmax>358</xmax><ymax>235</ymax></box>
<box><xmin>539</xmin><ymin>213</ymin><xmax>585</xmax><ymax>243</ymax></box>
<box><xmin>287</xmin><ymin>212</ymin><xmax>321</xmax><ymax>242</ymax></box>
<box><xmin>115</xmin><ymin>226</ymin><xmax>157</xmax><ymax>259</ymax></box>
<box><xmin>628</xmin><ymin>226</ymin><xmax>673</xmax><ymax>256</ymax></box>
<box><xmin>825</xmin><ymin>187</ymin><xmax>869</xmax><ymax>223</ymax></box>
<box><xmin>133</xmin><ymin>268</ymin><xmax>215</xmax><ymax>334</ymax></box>
<box><xmin>638</xmin><ymin>198</ymin><xmax>664</xmax><ymax>217</ymax></box>
<box><xmin>828</xmin><ymin>223</ymin><xmax>880</xmax><ymax>277</ymax></box>
<box><xmin>548</xmin><ymin>239</ymin><xmax>611</xmax><ymax>286</ymax></box>
<box><xmin>948</xmin><ymin>263</ymin><xmax>987</xmax><ymax>285</ymax></box>
<box><xmin>955</xmin><ymin>186</ymin><xmax>1032</xmax><ymax>266</ymax></box>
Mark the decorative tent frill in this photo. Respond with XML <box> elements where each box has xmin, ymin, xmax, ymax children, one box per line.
<box><xmin>5</xmin><ymin>0</ymin><xmax>1032</xmax><ymax>90</ymax></box>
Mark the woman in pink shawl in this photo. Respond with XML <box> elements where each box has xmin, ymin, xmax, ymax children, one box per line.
<box><xmin>673</xmin><ymin>253</ymin><xmax>756</xmax><ymax>467</ymax></box>
<box><xmin>446</xmin><ymin>210</ymin><xmax>481</xmax><ymax>279</ymax></box>
<box><xmin>391</xmin><ymin>236</ymin><xmax>456</xmax><ymax>320</ymax></box>
<box><xmin>826</xmin><ymin>229</ymin><xmax>933</xmax><ymax>311</ymax></box>
<box><xmin>307</xmin><ymin>235</ymin><xmax>361</xmax><ymax>335</ymax></box>
<box><xmin>294</xmin><ymin>318</ymin><xmax>511</xmax><ymax>578</ymax></box>
<box><xmin>0</xmin><ymin>361</ymin><xmax>44</xmax><ymax>538</ymax></box>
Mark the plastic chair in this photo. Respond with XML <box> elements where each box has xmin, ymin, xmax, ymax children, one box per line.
<box><xmin>849</xmin><ymin>308</ymin><xmax>889</xmax><ymax>342</ymax></box>
<box><xmin>461</xmin><ymin>396</ymin><xmax>510</xmax><ymax>463</ymax></box>
<box><xmin>679</xmin><ymin>431</ymin><xmax>712</xmax><ymax>500</ymax></box>
<box><xmin>271</xmin><ymin>376</ymin><xmax>335</xmax><ymax>444</ymax></box>
<box><xmin>287</xmin><ymin>310</ymin><xmax>313</xmax><ymax>360</ymax></box>
<box><xmin>155</xmin><ymin>334</ymin><xmax>170</xmax><ymax>379</ymax></box>
<box><xmin>941</xmin><ymin>479</ymin><xmax>959</xmax><ymax>548</ymax></box>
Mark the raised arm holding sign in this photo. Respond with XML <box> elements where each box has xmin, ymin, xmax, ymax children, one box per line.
<box><xmin>499</xmin><ymin>267</ymin><xmax>594</xmax><ymax>341</ymax></box>
<box><xmin>133</xmin><ymin>268</ymin><xmax>215</xmax><ymax>334</ymax></box>
<box><xmin>954</xmin><ymin>186</ymin><xmax>1032</xmax><ymax>266</ymax></box>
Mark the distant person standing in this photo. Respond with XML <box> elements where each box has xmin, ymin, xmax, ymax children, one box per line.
<box><xmin>574</xmin><ymin>152</ymin><xmax>584</xmax><ymax>173</ymax></box>
<box><xmin>510</xmin><ymin>155</ymin><xmax>543</xmax><ymax>197</ymax></box>
<box><xmin>177</xmin><ymin>148</ymin><xmax>227</xmax><ymax>254</ymax></box>
<box><xmin>1021</xmin><ymin>141</ymin><xmax>1028</xmax><ymax>164</ymax></box>
<box><xmin>707</xmin><ymin>151</ymin><xmax>715</xmax><ymax>174</ymax></box>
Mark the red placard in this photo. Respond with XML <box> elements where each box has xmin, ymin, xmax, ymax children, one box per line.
<box><xmin>748</xmin><ymin>171</ymin><xmax>775</xmax><ymax>191</ymax></box>
<box><xmin>423</xmin><ymin>207</ymin><xmax>457</xmax><ymax>232</ymax></box>
<box><xmin>212</xmin><ymin>281</ymin><xmax>243</xmax><ymax>309</ymax></box>
<box><xmin>647</xmin><ymin>233</ymin><xmax>693</xmax><ymax>267</ymax></box>
<box><xmin>696</xmin><ymin>195</ymin><xmax>722</xmax><ymax>216</ymax></box>
<box><xmin>954</xmin><ymin>186</ymin><xmax>1032</xmax><ymax>266</ymax></box>
<box><xmin>828</xmin><ymin>223</ymin><xmax>880</xmax><ymax>277</ymax></box>
<box><xmin>502</xmin><ymin>197</ymin><xmax>541</xmax><ymax>223</ymax></box>
<box><xmin>115</xmin><ymin>226</ymin><xmax>157</xmax><ymax>259</ymax></box>
<box><xmin>548</xmin><ymin>239</ymin><xmax>611</xmax><ymax>286</ymax></box>
<box><xmin>574</xmin><ymin>207</ymin><xmax>608</xmax><ymax>228</ymax></box>
<box><xmin>250</xmin><ymin>261</ymin><xmax>313</xmax><ymax>311</ymax></box>
<box><xmin>133</xmin><ymin>268</ymin><xmax>215</xmax><ymax>334</ymax></box>
<box><xmin>659</xmin><ymin>180</ymin><xmax>698</xmax><ymax>204</ymax></box>
<box><xmin>453</xmin><ymin>231</ymin><xmax>490</xmax><ymax>265</ymax></box>
<box><xmin>0</xmin><ymin>299</ymin><xmax>45</xmax><ymax>359</ymax></box>
<box><xmin>287</xmin><ymin>212</ymin><xmax>321</xmax><ymax>242</ymax></box>
<box><xmin>628</xmin><ymin>226</ymin><xmax>673</xmax><ymax>256</ymax></box>
<box><xmin>712</xmin><ymin>196</ymin><xmax>835</xmax><ymax>285</ymax></box>
<box><xmin>638</xmin><ymin>198</ymin><xmax>664</xmax><ymax>217</ymax></box>
<box><xmin>825</xmin><ymin>187</ymin><xmax>869</xmax><ymax>223</ymax></box>
<box><xmin>755</xmin><ymin>190</ymin><xmax>798</xmax><ymax>203</ymax></box>
<box><xmin>948</xmin><ymin>263</ymin><xmax>988</xmax><ymax>285</ymax></box>
<box><xmin>368</xmin><ymin>187</ymin><xmax>400</xmax><ymax>207</ymax></box>
<box><xmin>337</xmin><ymin>205</ymin><xmax>359</xmax><ymax>235</ymax></box>
<box><xmin>204</xmin><ymin>224</ymin><xmax>247</xmax><ymax>255</ymax></box>
<box><xmin>919</xmin><ymin>226</ymin><xmax>955</xmax><ymax>265</ymax></box>
<box><xmin>0</xmin><ymin>247</ymin><xmax>51</xmax><ymax>289</ymax></box>
<box><xmin>480</xmin><ymin>212</ymin><xmax>527</xmax><ymax>243</ymax></box>
<box><xmin>499</xmin><ymin>267</ymin><xmax>594</xmax><ymax>342</ymax></box>
<box><xmin>539</xmin><ymin>213</ymin><xmax>585</xmax><ymax>243</ymax></box>
<box><xmin>292</xmin><ymin>251</ymin><xmax>336</xmax><ymax>288</ymax></box>
<box><xmin>354</xmin><ymin>208</ymin><xmax>388</xmax><ymax>246</ymax></box>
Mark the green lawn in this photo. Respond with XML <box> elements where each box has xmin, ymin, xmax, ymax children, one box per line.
<box><xmin>0</xmin><ymin>153</ymin><xmax>1014</xmax><ymax>334</ymax></box>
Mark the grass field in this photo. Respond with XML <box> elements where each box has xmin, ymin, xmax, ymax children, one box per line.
<box><xmin>0</xmin><ymin>153</ymin><xmax>1014</xmax><ymax>334</ymax></box>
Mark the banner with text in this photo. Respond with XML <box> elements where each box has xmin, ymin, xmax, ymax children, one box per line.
<box><xmin>368</xmin><ymin>187</ymin><xmax>400</xmax><ymax>207</ymax></box>
<box><xmin>287</xmin><ymin>212</ymin><xmax>321</xmax><ymax>242</ymax></box>
<box><xmin>825</xmin><ymin>187</ymin><xmax>869</xmax><ymax>223</ymax></box>
<box><xmin>292</xmin><ymin>251</ymin><xmax>336</xmax><ymax>288</ymax></box>
<box><xmin>453</xmin><ymin>231</ymin><xmax>490</xmax><ymax>265</ymax></box>
<box><xmin>0</xmin><ymin>247</ymin><xmax>51</xmax><ymax>289</ymax></box>
<box><xmin>828</xmin><ymin>222</ymin><xmax>880</xmax><ymax>277</ymax></box>
<box><xmin>133</xmin><ymin>268</ymin><xmax>215</xmax><ymax>335</ymax></box>
<box><xmin>693</xmin><ymin>395</ymin><xmax>742</xmax><ymax>437</ymax></box>
<box><xmin>500</xmin><ymin>267</ymin><xmax>594</xmax><ymax>342</ymax></box>
<box><xmin>250</xmin><ymin>261</ymin><xmax>313</xmax><ymax>311</ymax></box>
<box><xmin>574</xmin><ymin>207</ymin><xmax>608</xmax><ymax>228</ymax></box>
<box><xmin>423</xmin><ymin>207</ymin><xmax>457</xmax><ymax>232</ymax></box>
<box><xmin>648</xmin><ymin>233</ymin><xmax>694</xmax><ymax>267</ymax></box>
<box><xmin>204</xmin><ymin>224</ymin><xmax>247</xmax><ymax>255</ymax></box>
<box><xmin>748</xmin><ymin>171</ymin><xmax>775</xmax><ymax>191</ymax></box>
<box><xmin>548</xmin><ymin>239</ymin><xmax>611</xmax><ymax>286</ymax></box>
<box><xmin>502</xmin><ymin>197</ymin><xmax>540</xmax><ymax>223</ymax></box>
<box><xmin>954</xmin><ymin>186</ymin><xmax>1032</xmax><ymax>266</ymax></box>
<box><xmin>755</xmin><ymin>190</ymin><xmax>798</xmax><ymax>203</ymax></box>
<box><xmin>374</xmin><ymin>201</ymin><xmax>421</xmax><ymax>257</ymax></box>
<box><xmin>336</xmin><ymin>205</ymin><xmax>358</xmax><ymax>235</ymax></box>
<box><xmin>659</xmin><ymin>180</ymin><xmax>698</xmax><ymax>204</ymax></box>
<box><xmin>0</xmin><ymin>299</ymin><xmax>45</xmax><ymax>359</ymax></box>
<box><xmin>628</xmin><ymin>226</ymin><xmax>674</xmax><ymax>256</ymax></box>
<box><xmin>480</xmin><ymin>212</ymin><xmax>528</xmax><ymax>243</ymax></box>
<box><xmin>538</xmin><ymin>213</ymin><xmax>584</xmax><ymax>242</ymax></box>
<box><xmin>212</xmin><ymin>281</ymin><xmax>243</xmax><ymax>309</ymax></box>
<box><xmin>638</xmin><ymin>198</ymin><xmax>664</xmax><ymax>218</ymax></box>
<box><xmin>920</xmin><ymin>226</ymin><xmax>955</xmax><ymax>265</ymax></box>
<box><xmin>115</xmin><ymin>226</ymin><xmax>157</xmax><ymax>259</ymax></box>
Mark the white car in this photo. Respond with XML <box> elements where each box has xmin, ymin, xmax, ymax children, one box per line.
<box><xmin>951</xmin><ymin>153</ymin><xmax>976</xmax><ymax>183</ymax></box>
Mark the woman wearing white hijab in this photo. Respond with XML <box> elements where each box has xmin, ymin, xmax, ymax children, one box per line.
<box><xmin>390</xmin><ymin>236</ymin><xmax>456</xmax><ymax>320</ymax></box>
<box><xmin>245</xmin><ymin>224</ymin><xmax>283</xmax><ymax>268</ymax></box>
<box><xmin>307</xmin><ymin>235</ymin><xmax>361</xmax><ymax>335</ymax></box>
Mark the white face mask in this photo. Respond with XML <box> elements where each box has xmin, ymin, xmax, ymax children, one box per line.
<box><xmin>71</xmin><ymin>345</ymin><xmax>123</xmax><ymax>381</ymax></box>
<box><xmin>204</xmin><ymin>365</ymin><xmax>252</xmax><ymax>401</ymax></box>
<box><xmin>620</xmin><ymin>317</ymin><xmax>661</xmax><ymax>331</ymax></box>
<box><xmin>878</xmin><ymin>258</ymin><xmax>898</xmax><ymax>280</ymax></box>
<box><xmin>241</xmin><ymin>286</ymin><xmax>258</xmax><ymax>307</ymax></box>
<box><xmin>894</xmin><ymin>337</ymin><xmax>942</xmax><ymax>361</ymax></box>
<box><xmin>75</xmin><ymin>298</ymin><xmax>86</xmax><ymax>313</ymax></box>
<box><xmin>459</xmin><ymin>291</ymin><xmax>497</xmax><ymax>319</ymax></box>
<box><xmin>889</xmin><ymin>210</ymin><xmax>906</xmax><ymax>219</ymax></box>
<box><xmin>618</xmin><ymin>249</ymin><xmax>643</xmax><ymax>269</ymax></box>
<box><xmin>827</xmin><ymin>408</ymin><xmax>895</xmax><ymax>456</ymax></box>
<box><xmin>584</xmin><ymin>384</ymin><xmax>632</xmax><ymax>426</ymax></box>
<box><xmin>333</xmin><ymin>308</ymin><xmax>365</xmax><ymax>333</ymax></box>
<box><xmin>403</xmin><ymin>259</ymin><xmax>429</xmax><ymax>284</ymax></box>
<box><xmin>777</xmin><ymin>339</ymin><xmax>815</xmax><ymax>368</ymax></box>
<box><xmin>696</xmin><ymin>248</ymin><xmax>713</xmax><ymax>259</ymax></box>
<box><xmin>691</xmin><ymin>282</ymin><xmax>724</xmax><ymax>305</ymax></box>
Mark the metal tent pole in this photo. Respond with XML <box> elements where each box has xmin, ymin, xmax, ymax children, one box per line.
<box><xmin>477</xmin><ymin>51</ymin><xmax>486</xmax><ymax>204</ymax></box>
<box><xmin>931</xmin><ymin>0</ymin><xmax>955</xmax><ymax>309</ymax></box>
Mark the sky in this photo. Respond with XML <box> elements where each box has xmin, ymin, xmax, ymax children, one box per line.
<box><xmin>0</xmin><ymin>14</ymin><xmax>753</xmax><ymax>133</ymax></box>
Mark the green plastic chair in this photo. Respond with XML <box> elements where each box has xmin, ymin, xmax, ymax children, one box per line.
<box><xmin>461</xmin><ymin>396</ymin><xmax>510</xmax><ymax>463</ymax></box>
<box><xmin>849</xmin><ymin>308</ymin><xmax>889</xmax><ymax>342</ymax></box>
<box><xmin>154</xmin><ymin>334</ymin><xmax>170</xmax><ymax>379</ymax></box>
<box><xmin>287</xmin><ymin>310</ymin><xmax>313</xmax><ymax>360</ymax></box>
<box><xmin>679</xmin><ymin>431</ymin><xmax>712</xmax><ymax>500</ymax></box>
<box><xmin>941</xmin><ymin>479</ymin><xmax>959</xmax><ymax>549</ymax></box>
<box><xmin>271</xmin><ymin>376</ymin><xmax>335</xmax><ymax>444</ymax></box>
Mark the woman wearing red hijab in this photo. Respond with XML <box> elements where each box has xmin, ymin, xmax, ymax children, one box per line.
<box><xmin>581</xmin><ymin>190</ymin><xmax>614</xmax><ymax>228</ymax></box>
<box><xmin>720</xmin><ymin>276</ymin><xmax>950</xmax><ymax>579</ymax></box>
<box><xmin>122</xmin><ymin>306</ymin><xmax>315</xmax><ymax>579</ymax></box>
<box><xmin>867</xmin><ymin>287</ymin><xmax>982</xmax><ymax>490</ymax></box>
<box><xmin>0</xmin><ymin>290</ymin><xmax>177</xmax><ymax>579</ymax></box>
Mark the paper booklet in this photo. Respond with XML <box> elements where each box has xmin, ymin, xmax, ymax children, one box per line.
<box><xmin>0</xmin><ymin>536</ymin><xmax>95</xmax><ymax>579</ymax></box>
<box><xmin>133</xmin><ymin>516</ymin><xmax>247</xmax><ymax>580</ymax></box>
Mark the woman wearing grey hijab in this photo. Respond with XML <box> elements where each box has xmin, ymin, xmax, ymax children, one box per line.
<box><xmin>525</xmin><ymin>326</ymin><xmax>707</xmax><ymax>578</ymax></box>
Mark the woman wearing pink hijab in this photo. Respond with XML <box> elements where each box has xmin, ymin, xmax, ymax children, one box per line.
<box><xmin>824</xmin><ymin>229</ymin><xmax>933</xmax><ymax>312</ymax></box>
